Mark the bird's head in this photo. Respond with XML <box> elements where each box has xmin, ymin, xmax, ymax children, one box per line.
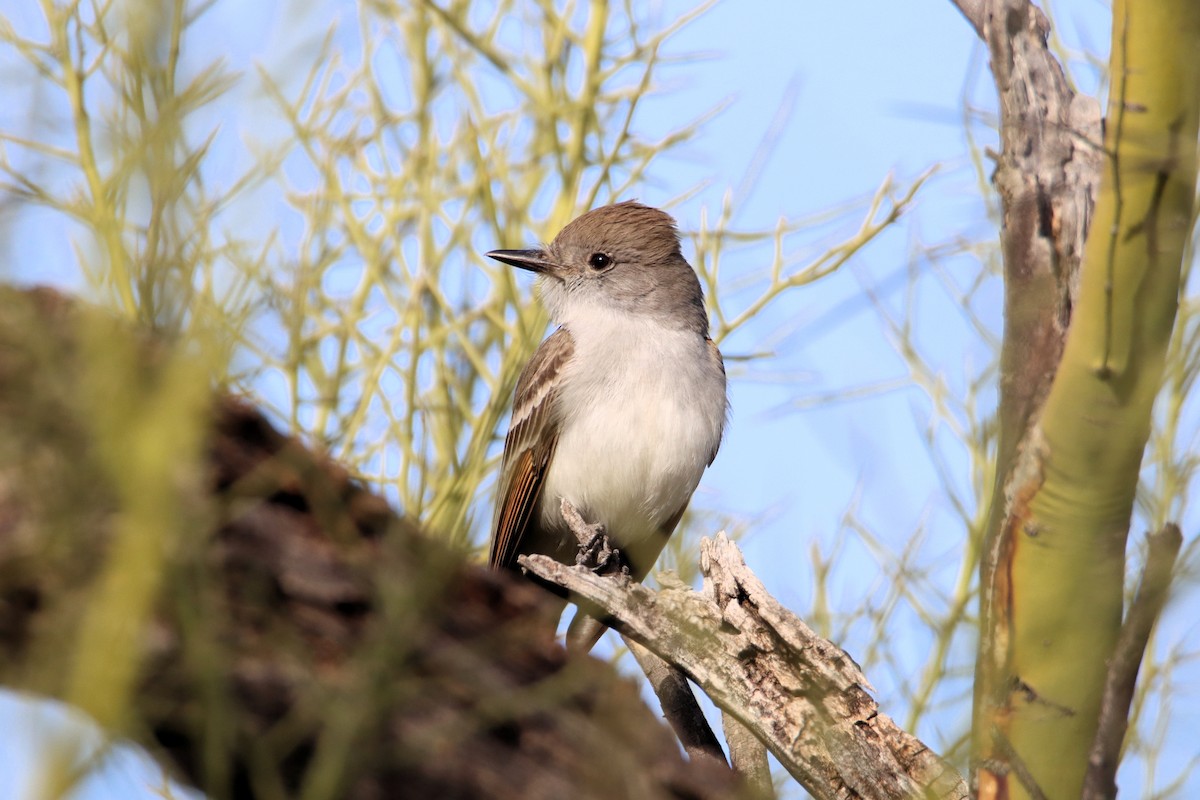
<box><xmin>487</xmin><ymin>201</ymin><xmax>707</xmax><ymax>334</ymax></box>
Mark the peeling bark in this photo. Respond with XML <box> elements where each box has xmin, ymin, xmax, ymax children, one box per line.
<box><xmin>960</xmin><ymin>2</ymin><xmax>1200</xmax><ymax>798</ymax></box>
<box><xmin>522</xmin><ymin>536</ymin><xmax>968</xmax><ymax>800</ymax></box>
<box><xmin>963</xmin><ymin>5</ymin><xmax>1103</xmax><ymax>789</ymax></box>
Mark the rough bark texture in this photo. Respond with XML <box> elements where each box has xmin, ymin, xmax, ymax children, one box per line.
<box><xmin>965</xmin><ymin>3</ymin><xmax>1103</xmax><ymax>794</ymax></box>
<box><xmin>0</xmin><ymin>287</ymin><xmax>741</xmax><ymax>800</ymax></box>
<box><xmin>522</xmin><ymin>536</ymin><xmax>968</xmax><ymax>800</ymax></box>
<box><xmin>957</xmin><ymin>2</ymin><xmax>1200</xmax><ymax>798</ymax></box>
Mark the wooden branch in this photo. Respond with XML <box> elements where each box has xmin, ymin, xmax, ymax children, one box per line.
<box><xmin>0</xmin><ymin>287</ymin><xmax>742</xmax><ymax>800</ymax></box>
<box><xmin>1082</xmin><ymin>523</ymin><xmax>1184</xmax><ymax>800</ymax></box>
<box><xmin>722</xmin><ymin>714</ymin><xmax>773</xmax><ymax>799</ymax></box>
<box><xmin>977</xmin><ymin>0</ymin><xmax>1101</xmax><ymax>463</ymax></box>
<box><xmin>971</xmin><ymin>1</ymin><xmax>1199</xmax><ymax>796</ymax></box>
<box><xmin>520</xmin><ymin>535</ymin><xmax>967</xmax><ymax>800</ymax></box>
<box><xmin>624</xmin><ymin>636</ymin><xmax>729</xmax><ymax>770</ymax></box>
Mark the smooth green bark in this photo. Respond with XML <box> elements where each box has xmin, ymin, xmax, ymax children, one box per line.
<box><xmin>984</xmin><ymin>3</ymin><xmax>1200</xmax><ymax>798</ymax></box>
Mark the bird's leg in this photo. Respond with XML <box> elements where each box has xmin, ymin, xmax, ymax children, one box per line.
<box><xmin>560</xmin><ymin>498</ymin><xmax>624</xmax><ymax>575</ymax></box>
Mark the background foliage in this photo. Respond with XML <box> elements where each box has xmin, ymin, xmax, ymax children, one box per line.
<box><xmin>0</xmin><ymin>0</ymin><xmax>1196</xmax><ymax>797</ymax></box>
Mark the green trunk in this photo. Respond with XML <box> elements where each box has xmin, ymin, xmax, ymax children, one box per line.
<box><xmin>975</xmin><ymin>3</ymin><xmax>1200</xmax><ymax>798</ymax></box>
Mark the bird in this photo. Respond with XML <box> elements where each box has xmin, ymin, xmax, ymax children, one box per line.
<box><xmin>486</xmin><ymin>201</ymin><xmax>728</xmax><ymax>652</ymax></box>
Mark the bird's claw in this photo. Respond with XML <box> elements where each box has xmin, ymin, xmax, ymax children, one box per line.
<box><xmin>561</xmin><ymin>498</ymin><xmax>625</xmax><ymax>575</ymax></box>
<box><xmin>577</xmin><ymin>530</ymin><xmax>622</xmax><ymax>574</ymax></box>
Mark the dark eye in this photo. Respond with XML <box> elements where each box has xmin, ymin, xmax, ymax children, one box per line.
<box><xmin>588</xmin><ymin>252</ymin><xmax>612</xmax><ymax>271</ymax></box>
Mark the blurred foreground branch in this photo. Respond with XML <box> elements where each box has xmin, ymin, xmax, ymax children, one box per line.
<box><xmin>0</xmin><ymin>287</ymin><xmax>741</xmax><ymax>800</ymax></box>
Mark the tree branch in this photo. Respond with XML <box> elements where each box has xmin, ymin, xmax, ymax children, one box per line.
<box><xmin>972</xmin><ymin>0</ymin><xmax>1199</xmax><ymax>795</ymax></box>
<box><xmin>968</xmin><ymin>1</ymin><xmax>1105</xmax><ymax>794</ymax></box>
<box><xmin>624</xmin><ymin>636</ymin><xmax>729</xmax><ymax>770</ymax></box>
<box><xmin>520</xmin><ymin>535</ymin><xmax>967</xmax><ymax>800</ymax></box>
<box><xmin>722</xmin><ymin>714</ymin><xmax>773</xmax><ymax>799</ymax></box>
<box><xmin>1082</xmin><ymin>523</ymin><xmax>1184</xmax><ymax>800</ymax></box>
<box><xmin>0</xmin><ymin>287</ymin><xmax>742</xmax><ymax>800</ymax></box>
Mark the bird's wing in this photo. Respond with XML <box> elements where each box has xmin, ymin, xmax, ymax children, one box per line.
<box><xmin>489</xmin><ymin>327</ymin><xmax>574</xmax><ymax>571</ymax></box>
<box><xmin>706</xmin><ymin>337</ymin><xmax>727</xmax><ymax>465</ymax></box>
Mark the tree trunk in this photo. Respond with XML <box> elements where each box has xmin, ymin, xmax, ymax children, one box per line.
<box><xmin>970</xmin><ymin>2</ymin><xmax>1200</xmax><ymax>798</ymax></box>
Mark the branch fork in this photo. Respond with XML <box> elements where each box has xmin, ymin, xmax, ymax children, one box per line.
<box><xmin>520</xmin><ymin>526</ymin><xmax>968</xmax><ymax>800</ymax></box>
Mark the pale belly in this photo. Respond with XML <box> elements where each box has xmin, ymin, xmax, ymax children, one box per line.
<box><xmin>538</xmin><ymin>328</ymin><xmax>725</xmax><ymax>558</ymax></box>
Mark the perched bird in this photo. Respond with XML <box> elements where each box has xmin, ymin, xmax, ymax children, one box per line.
<box><xmin>487</xmin><ymin>201</ymin><xmax>728</xmax><ymax>651</ymax></box>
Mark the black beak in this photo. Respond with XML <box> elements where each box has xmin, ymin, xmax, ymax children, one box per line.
<box><xmin>486</xmin><ymin>248</ymin><xmax>564</xmax><ymax>278</ymax></box>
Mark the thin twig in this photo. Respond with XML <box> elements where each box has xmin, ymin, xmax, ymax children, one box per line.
<box><xmin>990</xmin><ymin>727</ymin><xmax>1048</xmax><ymax>800</ymax></box>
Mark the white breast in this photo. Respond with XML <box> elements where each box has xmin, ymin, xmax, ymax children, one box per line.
<box><xmin>540</xmin><ymin>305</ymin><xmax>727</xmax><ymax>548</ymax></box>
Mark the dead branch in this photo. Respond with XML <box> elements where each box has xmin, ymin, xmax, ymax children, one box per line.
<box><xmin>624</xmin><ymin>636</ymin><xmax>729</xmax><ymax>770</ymax></box>
<box><xmin>521</xmin><ymin>534</ymin><xmax>968</xmax><ymax>800</ymax></box>
<box><xmin>722</xmin><ymin>714</ymin><xmax>773</xmax><ymax>799</ymax></box>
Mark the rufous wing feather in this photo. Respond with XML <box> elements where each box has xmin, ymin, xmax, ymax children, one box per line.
<box><xmin>489</xmin><ymin>327</ymin><xmax>574</xmax><ymax>570</ymax></box>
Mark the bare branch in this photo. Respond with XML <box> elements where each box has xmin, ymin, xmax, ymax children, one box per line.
<box><xmin>624</xmin><ymin>637</ymin><xmax>729</xmax><ymax>770</ymax></box>
<box><xmin>520</xmin><ymin>535</ymin><xmax>967</xmax><ymax>800</ymax></box>
<box><xmin>721</xmin><ymin>714</ymin><xmax>773</xmax><ymax>799</ymax></box>
<box><xmin>970</xmin><ymin>1</ymin><xmax>1104</xmax><ymax>793</ymax></box>
<box><xmin>1083</xmin><ymin>523</ymin><xmax>1184</xmax><ymax>800</ymax></box>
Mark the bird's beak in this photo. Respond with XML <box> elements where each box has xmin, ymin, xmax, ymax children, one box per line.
<box><xmin>486</xmin><ymin>248</ymin><xmax>565</xmax><ymax>279</ymax></box>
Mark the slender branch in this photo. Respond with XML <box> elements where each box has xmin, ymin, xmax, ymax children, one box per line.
<box><xmin>988</xmin><ymin>727</ymin><xmax>1048</xmax><ymax>800</ymax></box>
<box><xmin>624</xmin><ymin>637</ymin><xmax>729</xmax><ymax>770</ymax></box>
<box><xmin>1082</xmin><ymin>523</ymin><xmax>1184</xmax><ymax>800</ymax></box>
<box><xmin>721</xmin><ymin>714</ymin><xmax>773</xmax><ymax>799</ymax></box>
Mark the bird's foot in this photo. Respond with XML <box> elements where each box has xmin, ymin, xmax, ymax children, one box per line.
<box><xmin>560</xmin><ymin>498</ymin><xmax>625</xmax><ymax>576</ymax></box>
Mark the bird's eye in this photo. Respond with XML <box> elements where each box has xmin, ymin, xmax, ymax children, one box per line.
<box><xmin>588</xmin><ymin>252</ymin><xmax>612</xmax><ymax>271</ymax></box>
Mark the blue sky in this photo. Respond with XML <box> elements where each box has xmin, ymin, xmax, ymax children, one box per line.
<box><xmin>3</xmin><ymin>1</ymin><xmax>1196</xmax><ymax>798</ymax></box>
